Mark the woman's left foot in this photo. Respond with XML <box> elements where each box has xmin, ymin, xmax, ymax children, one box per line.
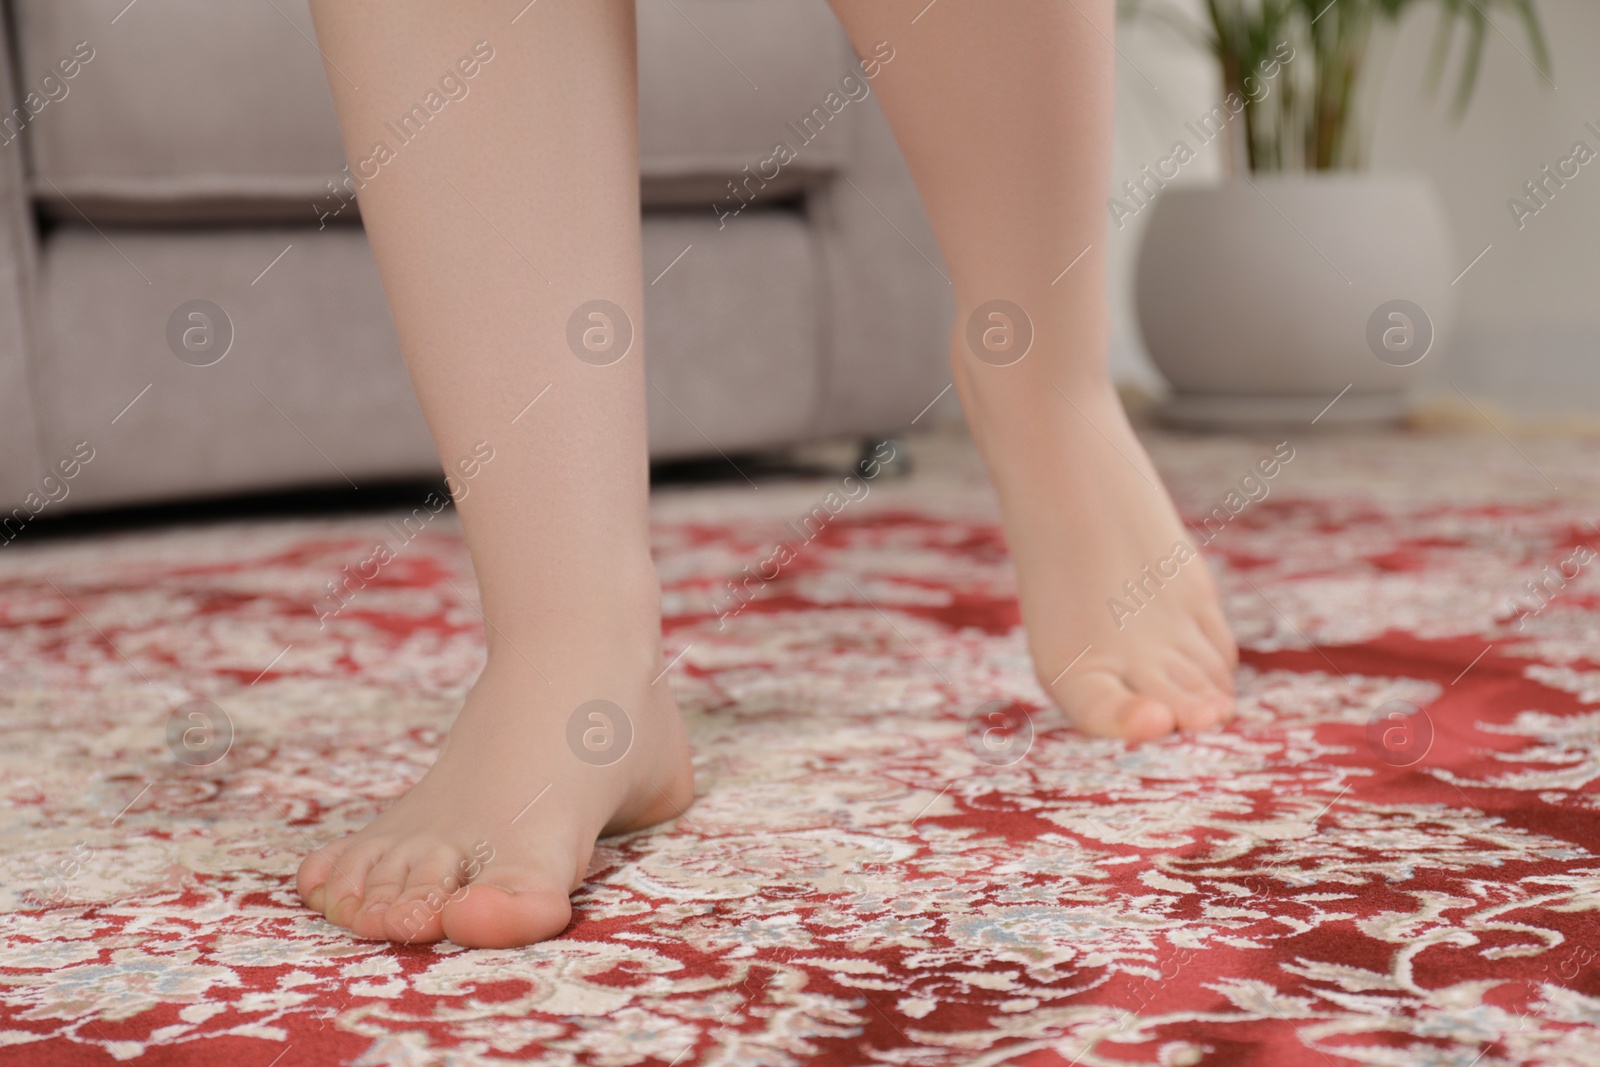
<box><xmin>958</xmin><ymin>357</ymin><xmax>1239</xmax><ymax>741</ymax></box>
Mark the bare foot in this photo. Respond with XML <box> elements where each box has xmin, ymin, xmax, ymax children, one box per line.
<box><xmin>956</xmin><ymin>355</ymin><xmax>1239</xmax><ymax>742</ymax></box>
<box><xmin>296</xmin><ymin>637</ymin><xmax>693</xmax><ymax>948</ymax></box>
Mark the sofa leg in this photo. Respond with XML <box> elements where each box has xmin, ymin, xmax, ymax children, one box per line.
<box><xmin>856</xmin><ymin>437</ymin><xmax>912</xmax><ymax>480</ymax></box>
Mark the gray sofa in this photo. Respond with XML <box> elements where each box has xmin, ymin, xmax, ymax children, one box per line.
<box><xmin>0</xmin><ymin>0</ymin><xmax>950</xmax><ymax>517</ymax></box>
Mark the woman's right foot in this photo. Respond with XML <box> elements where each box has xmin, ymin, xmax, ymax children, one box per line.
<box><xmin>296</xmin><ymin>634</ymin><xmax>693</xmax><ymax>948</ymax></box>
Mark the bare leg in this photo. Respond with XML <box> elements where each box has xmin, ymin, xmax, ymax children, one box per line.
<box><xmin>297</xmin><ymin>0</ymin><xmax>692</xmax><ymax>947</ymax></box>
<box><xmin>828</xmin><ymin>0</ymin><xmax>1238</xmax><ymax>738</ymax></box>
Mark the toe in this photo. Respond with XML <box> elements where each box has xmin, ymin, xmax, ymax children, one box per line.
<box><xmin>348</xmin><ymin>851</ymin><xmax>411</xmax><ymax>940</ymax></box>
<box><xmin>321</xmin><ymin>840</ymin><xmax>387</xmax><ymax>929</ymax></box>
<box><xmin>1175</xmin><ymin>693</ymin><xmax>1226</xmax><ymax>732</ymax></box>
<box><xmin>1126</xmin><ymin>659</ymin><xmax>1209</xmax><ymax>735</ymax></box>
<box><xmin>1184</xmin><ymin>621</ymin><xmax>1237</xmax><ymax>697</ymax></box>
<box><xmin>383</xmin><ymin>847</ymin><xmax>467</xmax><ymax>944</ymax></box>
<box><xmin>297</xmin><ymin>838</ymin><xmax>366</xmax><ymax>915</ymax></box>
<box><xmin>1147</xmin><ymin>661</ymin><xmax>1230</xmax><ymax>733</ymax></box>
<box><xmin>441</xmin><ymin>869</ymin><xmax>573</xmax><ymax>949</ymax></box>
<box><xmin>1052</xmin><ymin>669</ymin><xmax>1177</xmax><ymax>743</ymax></box>
<box><xmin>297</xmin><ymin>838</ymin><xmax>352</xmax><ymax>914</ymax></box>
<box><xmin>1207</xmin><ymin>668</ymin><xmax>1239</xmax><ymax>724</ymax></box>
<box><xmin>1196</xmin><ymin>603</ymin><xmax>1239</xmax><ymax>671</ymax></box>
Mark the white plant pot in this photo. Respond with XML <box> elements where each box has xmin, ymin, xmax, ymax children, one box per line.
<box><xmin>1134</xmin><ymin>173</ymin><xmax>1456</xmax><ymax>428</ymax></box>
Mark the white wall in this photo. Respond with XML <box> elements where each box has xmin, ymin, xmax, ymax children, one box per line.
<box><xmin>1109</xmin><ymin>0</ymin><xmax>1600</xmax><ymax>417</ymax></box>
<box><xmin>1107</xmin><ymin>5</ymin><xmax>1223</xmax><ymax>393</ymax></box>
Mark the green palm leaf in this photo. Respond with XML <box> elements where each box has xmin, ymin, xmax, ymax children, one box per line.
<box><xmin>1119</xmin><ymin>0</ymin><xmax>1552</xmax><ymax>172</ymax></box>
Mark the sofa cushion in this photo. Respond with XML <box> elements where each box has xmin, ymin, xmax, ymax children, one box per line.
<box><xmin>14</xmin><ymin>0</ymin><xmax>853</xmax><ymax>223</ymax></box>
<box><xmin>33</xmin><ymin>206</ymin><xmax>820</xmax><ymax>509</ymax></box>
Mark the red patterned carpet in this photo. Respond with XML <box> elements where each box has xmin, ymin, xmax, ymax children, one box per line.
<box><xmin>3</xmin><ymin>428</ymin><xmax>1600</xmax><ymax>1066</ymax></box>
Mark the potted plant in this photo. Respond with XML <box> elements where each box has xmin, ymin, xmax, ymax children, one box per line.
<box><xmin>1123</xmin><ymin>0</ymin><xmax>1551</xmax><ymax>427</ymax></box>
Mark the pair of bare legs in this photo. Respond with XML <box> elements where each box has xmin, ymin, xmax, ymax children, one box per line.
<box><xmin>295</xmin><ymin>0</ymin><xmax>1238</xmax><ymax>949</ymax></box>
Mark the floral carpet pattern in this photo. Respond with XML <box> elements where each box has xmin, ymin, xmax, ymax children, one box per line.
<box><xmin>3</xmin><ymin>429</ymin><xmax>1600</xmax><ymax>1066</ymax></box>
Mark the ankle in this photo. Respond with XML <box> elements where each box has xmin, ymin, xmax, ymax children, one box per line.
<box><xmin>954</xmin><ymin>357</ymin><xmax>1120</xmax><ymax>453</ymax></box>
<box><xmin>950</xmin><ymin>329</ymin><xmax>1115</xmax><ymax>413</ymax></box>
<box><xmin>480</xmin><ymin>568</ymin><xmax>665</xmax><ymax>674</ymax></box>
